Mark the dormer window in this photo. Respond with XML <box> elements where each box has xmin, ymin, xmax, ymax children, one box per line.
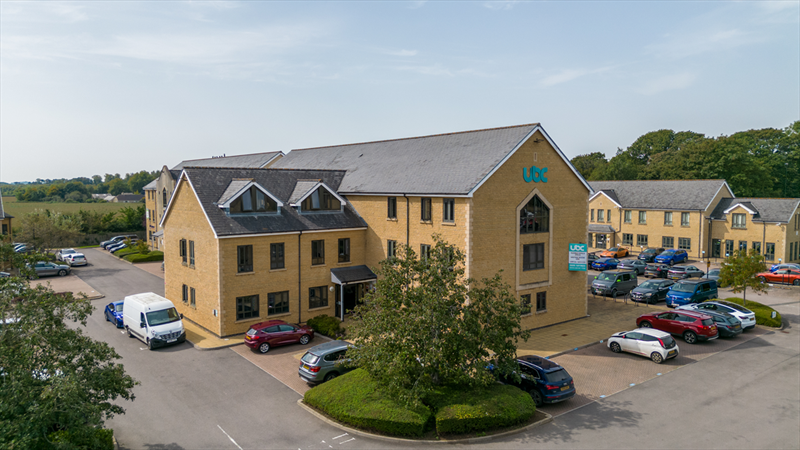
<box><xmin>301</xmin><ymin>187</ymin><xmax>341</xmax><ymax>211</ymax></box>
<box><xmin>231</xmin><ymin>186</ymin><xmax>277</xmax><ymax>213</ymax></box>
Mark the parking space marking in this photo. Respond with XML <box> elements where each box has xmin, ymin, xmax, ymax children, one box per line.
<box><xmin>217</xmin><ymin>425</ymin><xmax>243</xmax><ymax>450</ymax></box>
<box><xmin>339</xmin><ymin>437</ymin><xmax>355</xmax><ymax>444</ymax></box>
<box><xmin>332</xmin><ymin>433</ymin><xmax>348</xmax><ymax>440</ymax></box>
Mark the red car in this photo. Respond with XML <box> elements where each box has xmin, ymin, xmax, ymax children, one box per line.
<box><xmin>244</xmin><ymin>320</ymin><xmax>314</xmax><ymax>354</ymax></box>
<box><xmin>758</xmin><ymin>269</ymin><xmax>800</xmax><ymax>286</ymax></box>
<box><xmin>636</xmin><ymin>310</ymin><xmax>718</xmax><ymax>344</ymax></box>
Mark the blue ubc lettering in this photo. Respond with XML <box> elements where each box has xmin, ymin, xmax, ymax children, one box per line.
<box><xmin>523</xmin><ymin>166</ymin><xmax>548</xmax><ymax>183</ymax></box>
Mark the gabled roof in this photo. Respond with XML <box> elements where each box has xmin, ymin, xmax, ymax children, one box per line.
<box><xmin>161</xmin><ymin>167</ymin><xmax>367</xmax><ymax>237</ymax></box>
<box><xmin>588</xmin><ymin>180</ymin><xmax>730</xmax><ymax>211</ymax></box>
<box><xmin>171</xmin><ymin>151</ymin><xmax>283</xmax><ymax>171</ymax></box>
<box><xmin>710</xmin><ymin>198</ymin><xmax>800</xmax><ymax>223</ymax></box>
<box><xmin>589</xmin><ymin>189</ymin><xmax>621</xmax><ymax>208</ymax></box>
<box><xmin>272</xmin><ymin>124</ymin><xmax>591</xmax><ymax>196</ymax></box>
<box><xmin>288</xmin><ymin>180</ymin><xmax>322</xmax><ymax>205</ymax></box>
<box><xmin>216</xmin><ymin>179</ymin><xmax>284</xmax><ymax>209</ymax></box>
<box><xmin>288</xmin><ymin>181</ymin><xmax>347</xmax><ymax>208</ymax></box>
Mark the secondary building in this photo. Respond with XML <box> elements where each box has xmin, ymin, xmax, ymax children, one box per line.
<box><xmin>0</xmin><ymin>196</ymin><xmax>13</xmax><ymax>237</ymax></box>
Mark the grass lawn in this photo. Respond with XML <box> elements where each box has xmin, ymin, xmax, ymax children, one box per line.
<box><xmin>2</xmin><ymin>196</ymin><xmax>134</xmax><ymax>217</ymax></box>
<box><xmin>721</xmin><ymin>297</ymin><xmax>782</xmax><ymax>327</ymax></box>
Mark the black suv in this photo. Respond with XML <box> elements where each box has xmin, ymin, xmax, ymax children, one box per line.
<box><xmin>495</xmin><ymin>355</ymin><xmax>575</xmax><ymax>407</ymax></box>
<box><xmin>638</xmin><ymin>247</ymin><xmax>665</xmax><ymax>263</ymax></box>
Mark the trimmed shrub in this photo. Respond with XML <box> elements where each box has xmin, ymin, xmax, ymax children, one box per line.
<box><xmin>425</xmin><ymin>384</ymin><xmax>535</xmax><ymax>435</ymax></box>
<box><xmin>304</xmin><ymin>369</ymin><xmax>432</xmax><ymax>437</ymax></box>
<box><xmin>115</xmin><ymin>248</ymin><xmax>138</xmax><ymax>258</ymax></box>
<box><xmin>124</xmin><ymin>251</ymin><xmax>164</xmax><ymax>263</ymax></box>
<box><xmin>306</xmin><ymin>314</ymin><xmax>342</xmax><ymax>337</ymax></box>
<box><xmin>721</xmin><ymin>297</ymin><xmax>782</xmax><ymax>327</ymax></box>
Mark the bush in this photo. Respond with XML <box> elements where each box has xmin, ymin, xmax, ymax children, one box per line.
<box><xmin>720</xmin><ymin>297</ymin><xmax>782</xmax><ymax>327</ymax></box>
<box><xmin>304</xmin><ymin>369</ymin><xmax>432</xmax><ymax>437</ymax></box>
<box><xmin>49</xmin><ymin>428</ymin><xmax>114</xmax><ymax>449</ymax></box>
<box><xmin>124</xmin><ymin>251</ymin><xmax>164</xmax><ymax>263</ymax></box>
<box><xmin>425</xmin><ymin>384</ymin><xmax>535</xmax><ymax>435</ymax></box>
<box><xmin>306</xmin><ymin>314</ymin><xmax>342</xmax><ymax>337</ymax></box>
<box><xmin>115</xmin><ymin>248</ymin><xmax>138</xmax><ymax>258</ymax></box>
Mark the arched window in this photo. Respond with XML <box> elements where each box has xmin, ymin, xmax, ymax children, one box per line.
<box><xmin>520</xmin><ymin>195</ymin><xmax>549</xmax><ymax>233</ymax></box>
<box><xmin>301</xmin><ymin>187</ymin><xmax>341</xmax><ymax>211</ymax></box>
<box><xmin>231</xmin><ymin>186</ymin><xmax>277</xmax><ymax>213</ymax></box>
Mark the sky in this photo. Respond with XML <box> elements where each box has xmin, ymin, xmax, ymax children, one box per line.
<box><xmin>1</xmin><ymin>1</ymin><xmax>798</xmax><ymax>183</ymax></box>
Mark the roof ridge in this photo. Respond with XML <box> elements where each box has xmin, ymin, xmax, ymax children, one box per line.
<box><xmin>182</xmin><ymin>166</ymin><xmax>346</xmax><ymax>173</ymax></box>
<box><xmin>592</xmin><ymin>179</ymin><xmax>726</xmax><ymax>183</ymax></box>
<box><xmin>179</xmin><ymin>151</ymin><xmax>283</xmax><ymax>163</ymax></box>
<box><xmin>731</xmin><ymin>197</ymin><xmax>800</xmax><ymax>200</ymax></box>
<box><xmin>289</xmin><ymin>123</ymin><xmax>540</xmax><ymax>152</ymax></box>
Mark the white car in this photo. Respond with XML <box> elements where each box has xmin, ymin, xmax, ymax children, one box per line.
<box><xmin>677</xmin><ymin>301</ymin><xmax>756</xmax><ymax>330</ymax></box>
<box><xmin>64</xmin><ymin>253</ymin><xmax>88</xmax><ymax>267</ymax></box>
<box><xmin>56</xmin><ymin>248</ymin><xmax>78</xmax><ymax>261</ymax></box>
<box><xmin>608</xmin><ymin>328</ymin><xmax>679</xmax><ymax>364</ymax></box>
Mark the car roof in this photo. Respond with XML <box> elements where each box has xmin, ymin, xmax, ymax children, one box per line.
<box><xmin>110</xmin><ymin>300</ymin><xmax>124</xmax><ymax>306</ymax></box>
<box><xmin>631</xmin><ymin>328</ymin><xmax>670</xmax><ymax>338</ymax></box>
<box><xmin>517</xmin><ymin>355</ymin><xmax>563</xmax><ymax>372</ymax></box>
<box><xmin>674</xmin><ymin>279</ymin><xmax>711</xmax><ymax>285</ymax></box>
<box><xmin>250</xmin><ymin>319</ymin><xmax>288</xmax><ymax>329</ymax></box>
<box><xmin>307</xmin><ymin>340</ymin><xmax>350</xmax><ymax>355</ymax></box>
<box><xmin>672</xmin><ymin>310</ymin><xmax>712</xmax><ymax>319</ymax></box>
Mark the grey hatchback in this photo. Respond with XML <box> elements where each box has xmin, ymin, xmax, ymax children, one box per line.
<box><xmin>298</xmin><ymin>340</ymin><xmax>354</xmax><ymax>384</ymax></box>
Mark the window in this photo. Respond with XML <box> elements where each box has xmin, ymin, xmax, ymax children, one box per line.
<box><xmin>2</xmin><ymin>224</ymin><xmax>7</xmax><ymax>235</ymax></box>
<box><xmin>309</xmin><ymin>286</ymin><xmax>328</xmax><ymax>309</ymax></box>
<box><xmin>387</xmin><ymin>197</ymin><xmax>397</xmax><ymax>219</ymax></box>
<box><xmin>338</xmin><ymin>238</ymin><xmax>350</xmax><ymax>263</ymax></box>
<box><xmin>521</xmin><ymin>295</ymin><xmax>531</xmax><ymax>315</ymax></box>
<box><xmin>189</xmin><ymin>240</ymin><xmax>195</xmax><ymax>267</ymax></box>
<box><xmin>725</xmin><ymin>240</ymin><xmax>734</xmax><ymax>257</ymax></box>
<box><xmin>622</xmin><ymin>233</ymin><xmax>633</xmax><ymax>245</ymax></box>
<box><xmin>765</xmin><ymin>243</ymin><xmax>775</xmax><ymax>261</ymax></box>
<box><xmin>711</xmin><ymin>239</ymin><xmax>721</xmax><ymax>258</ymax></box>
<box><xmin>681</xmin><ymin>212</ymin><xmax>690</xmax><ymax>227</ymax></box>
<box><xmin>606</xmin><ymin>209</ymin><xmax>611</xmax><ymax>223</ymax></box>
<box><xmin>523</xmin><ymin>243</ymin><xmax>545</xmax><ymax>271</ymax></box>
<box><xmin>739</xmin><ymin>241</ymin><xmax>747</xmax><ymax>251</ymax></box>
<box><xmin>270</xmin><ymin>243</ymin><xmax>285</xmax><ymax>270</ymax></box>
<box><xmin>237</xmin><ymin>295</ymin><xmax>260</xmax><ymax>320</ymax></box>
<box><xmin>732</xmin><ymin>213</ymin><xmax>746</xmax><ymax>229</ymax></box>
<box><xmin>387</xmin><ymin>240</ymin><xmax>397</xmax><ymax>258</ymax></box>
<box><xmin>162</xmin><ymin>189</ymin><xmax>167</xmax><ymax>207</ymax></box>
<box><xmin>663</xmin><ymin>236</ymin><xmax>674</xmax><ymax>248</ymax></box>
<box><xmin>237</xmin><ymin>245</ymin><xmax>253</xmax><ymax>273</ymax></box>
<box><xmin>421</xmin><ymin>198</ymin><xmax>432</xmax><ymax>221</ymax></box>
<box><xmin>267</xmin><ymin>292</ymin><xmax>289</xmax><ymax>316</ymax></box>
<box><xmin>420</xmin><ymin>244</ymin><xmax>431</xmax><ymax>261</ymax></box>
<box><xmin>231</xmin><ymin>186</ymin><xmax>277</xmax><ymax>214</ymax></box>
<box><xmin>301</xmin><ymin>187</ymin><xmax>340</xmax><ymax>211</ymax></box>
<box><xmin>638</xmin><ymin>211</ymin><xmax>647</xmax><ymax>224</ymax></box>
<box><xmin>597</xmin><ymin>209</ymin><xmax>605</xmax><ymax>222</ymax></box>
<box><xmin>588</xmin><ymin>233</ymin><xmax>594</xmax><ymax>247</ymax></box>
<box><xmin>190</xmin><ymin>287</ymin><xmax>196</xmax><ymax>307</ymax></box>
<box><xmin>311</xmin><ymin>240</ymin><xmax>325</xmax><ymax>265</ymax></box>
<box><xmin>752</xmin><ymin>241</ymin><xmax>761</xmax><ymax>254</ymax></box>
<box><xmin>443</xmin><ymin>198</ymin><xmax>455</xmax><ymax>222</ymax></box>
<box><xmin>180</xmin><ymin>239</ymin><xmax>187</xmax><ymax>264</ymax></box>
<box><xmin>591</xmin><ymin>209</ymin><xmax>595</xmax><ymax>222</ymax></box>
<box><xmin>678</xmin><ymin>238</ymin><xmax>691</xmax><ymax>250</ymax></box>
<box><xmin>637</xmin><ymin>234</ymin><xmax>648</xmax><ymax>247</ymax></box>
<box><xmin>182</xmin><ymin>284</ymin><xmax>188</xmax><ymax>303</ymax></box>
<box><xmin>520</xmin><ymin>195</ymin><xmax>550</xmax><ymax>233</ymax></box>
<box><xmin>624</xmin><ymin>210</ymin><xmax>631</xmax><ymax>223</ymax></box>
<box><xmin>664</xmin><ymin>212</ymin><xmax>673</xmax><ymax>226</ymax></box>
<box><xmin>536</xmin><ymin>292</ymin><xmax>547</xmax><ymax>312</ymax></box>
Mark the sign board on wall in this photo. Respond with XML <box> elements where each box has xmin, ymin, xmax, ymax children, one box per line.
<box><xmin>568</xmin><ymin>243</ymin><xmax>588</xmax><ymax>271</ymax></box>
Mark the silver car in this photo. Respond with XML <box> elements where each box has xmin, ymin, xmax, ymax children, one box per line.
<box><xmin>617</xmin><ymin>259</ymin><xmax>647</xmax><ymax>275</ymax></box>
<box><xmin>298</xmin><ymin>341</ymin><xmax>354</xmax><ymax>384</ymax></box>
<box><xmin>32</xmin><ymin>261</ymin><xmax>71</xmax><ymax>278</ymax></box>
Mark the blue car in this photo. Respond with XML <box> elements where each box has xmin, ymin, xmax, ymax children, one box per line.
<box><xmin>770</xmin><ymin>263</ymin><xmax>800</xmax><ymax>272</ymax></box>
<box><xmin>592</xmin><ymin>258</ymin><xmax>620</xmax><ymax>271</ymax></box>
<box><xmin>494</xmin><ymin>355</ymin><xmax>576</xmax><ymax>407</ymax></box>
<box><xmin>655</xmin><ymin>249</ymin><xmax>688</xmax><ymax>265</ymax></box>
<box><xmin>104</xmin><ymin>301</ymin><xmax>124</xmax><ymax>327</ymax></box>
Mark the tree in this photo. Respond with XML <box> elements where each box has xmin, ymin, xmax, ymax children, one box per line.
<box><xmin>570</xmin><ymin>152</ymin><xmax>608</xmax><ymax>179</ymax></box>
<box><xmin>347</xmin><ymin>235</ymin><xmax>530</xmax><ymax>403</ymax></box>
<box><xmin>718</xmin><ymin>249</ymin><xmax>768</xmax><ymax>306</ymax></box>
<box><xmin>16</xmin><ymin>209</ymin><xmax>83</xmax><ymax>253</ymax></box>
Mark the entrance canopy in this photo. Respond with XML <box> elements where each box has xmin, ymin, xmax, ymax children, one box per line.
<box><xmin>331</xmin><ymin>265</ymin><xmax>377</xmax><ymax>285</ymax></box>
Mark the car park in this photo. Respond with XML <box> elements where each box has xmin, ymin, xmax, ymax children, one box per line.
<box><xmin>591</xmin><ymin>258</ymin><xmax>620</xmax><ymax>271</ymax></box>
<box><xmin>591</xmin><ymin>269</ymin><xmax>638</xmax><ymax>297</ymax></box>
<box><xmin>638</xmin><ymin>247</ymin><xmax>665</xmax><ymax>263</ymax></box>
<box><xmin>769</xmin><ymin>263</ymin><xmax>800</xmax><ymax>272</ymax></box>
<box><xmin>655</xmin><ymin>249</ymin><xmax>689</xmax><ymax>265</ymax></box>
<box><xmin>32</xmin><ymin>261</ymin><xmax>70</xmax><ymax>278</ymax></box>
<box><xmin>677</xmin><ymin>301</ymin><xmax>757</xmax><ymax>330</ymax></box>
<box><xmin>56</xmin><ymin>248</ymin><xmax>78</xmax><ymax>261</ymax></box>
<box><xmin>244</xmin><ymin>320</ymin><xmax>314</xmax><ymax>354</ymax></box>
<box><xmin>105</xmin><ymin>301</ymin><xmax>125</xmax><ymax>328</ymax></box>
<box><xmin>64</xmin><ymin>253</ymin><xmax>88</xmax><ymax>266</ymax></box>
<box><xmin>298</xmin><ymin>340</ymin><xmax>354</xmax><ymax>384</ymax></box>
<box><xmin>101</xmin><ymin>235</ymin><xmax>138</xmax><ymax>249</ymax></box>
<box><xmin>666</xmin><ymin>279</ymin><xmax>718</xmax><ymax>307</ymax></box>
<box><xmin>607</xmin><ymin>328</ymin><xmax>679</xmax><ymax>364</ymax></box>
<box><xmin>600</xmin><ymin>247</ymin><xmax>629</xmax><ymax>258</ymax></box>
<box><xmin>617</xmin><ymin>259</ymin><xmax>646</xmax><ymax>275</ymax></box>
<box><xmin>757</xmin><ymin>269</ymin><xmax>800</xmax><ymax>286</ymax></box>
<box><xmin>691</xmin><ymin>310</ymin><xmax>742</xmax><ymax>338</ymax></box>
<box><xmin>706</xmin><ymin>268</ymin><xmax>721</xmax><ymax>286</ymax></box>
<box><xmin>644</xmin><ymin>263</ymin><xmax>670</xmax><ymax>278</ymax></box>
<box><xmin>630</xmin><ymin>279</ymin><xmax>675</xmax><ymax>304</ymax></box>
<box><xmin>494</xmin><ymin>355</ymin><xmax>576</xmax><ymax>407</ymax></box>
<box><xmin>636</xmin><ymin>310</ymin><xmax>718</xmax><ymax>344</ymax></box>
<box><xmin>667</xmin><ymin>265</ymin><xmax>705</xmax><ymax>280</ymax></box>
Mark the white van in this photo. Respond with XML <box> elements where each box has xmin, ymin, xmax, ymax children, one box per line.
<box><xmin>123</xmin><ymin>292</ymin><xmax>185</xmax><ymax>350</ymax></box>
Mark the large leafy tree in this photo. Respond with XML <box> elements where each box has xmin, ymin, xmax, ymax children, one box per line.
<box><xmin>16</xmin><ymin>210</ymin><xmax>83</xmax><ymax>253</ymax></box>
<box><xmin>570</xmin><ymin>152</ymin><xmax>607</xmax><ymax>179</ymax></box>
<box><xmin>347</xmin><ymin>236</ymin><xmax>530</xmax><ymax>403</ymax></box>
<box><xmin>718</xmin><ymin>249</ymin><xmax>768</xmax><ymax>306</ymax></box>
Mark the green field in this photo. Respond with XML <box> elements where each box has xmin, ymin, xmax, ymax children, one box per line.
<box><xmin>2</xmin><ymin>196</ymin><xmax>134</xmax><ymax>217</ymax></box>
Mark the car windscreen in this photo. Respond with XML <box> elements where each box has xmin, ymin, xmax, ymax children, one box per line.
<box><xmin>301</xmin><ymin>352</ymin><xmax>320</xmax><ymax>365</ymax></box>
<box><xmin>145</xmin><ymin>307</ymin><xmax>181</xmax><ymax>326</ymax></box>
<box><xmin>544</xmin><ymin>369</ymin><xmax>570</xmax><ymax>383</ymax></box>
<box><xmin>596</xmin><ymin>273</ymin><xmax>616</xmax><ymax>281</ymax></box>
<box><xmin>114</xmin><ymin>304</ymin><xmax>123</xmax><ymax>312</ymax></box>
<box><xmin>671</xmin><ymin>283</ymin><xmax>695</xmax><ymax>293</ymax></box>
<box><xmin>661</xmin><ymin>251</ymin><xmax>675</xmax><ymax>256</ymax></box>
<box><xmin>708</xmin><ymin>269</ymin><xmax>720</xmax><ymax>276</ymax></box>
<box><xmin>639</xmin><ymin>281</ymin><xmax>660</xmax><ymax>289</ymax></box>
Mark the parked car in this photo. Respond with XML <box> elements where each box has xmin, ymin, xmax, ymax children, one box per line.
<box><xmin>64</xmin><ymin>253</ymin><xmax>88</xmax><ymax>267</ymax></box>
<box><xmin>101</xmin><ymin>235</ymin><xmax>138</xmax><ymax>249</ymax></box>
<box><xmin>32</xmin><ymin>261</ymin><xmax>70</xmax><ymax>278</ymax></box>
<box><xmin>298</xmin><ymin>340</ymin><xmax>354</xmax><ymax>384</ymax></box>
<box><xmin>591</xmin><ymin>269</ymin><xmax>638</xmax><ymax>297</ymax></box>
<box><xmin>644</xmin><ymin>263</ymin><xmax>671</xmax><ymax>278</ymax></box>
<box><xmin>769</xmin><ymin>263</ymin><xmax>800</xmax><ymax>272</ymax></box>
<box><xmin>493</xmin><ymin>355</ymin><xmax>576</xmax><ymax>407</ymax></box>
<box><xmin>757</xmin><ymin>269</ymin><xmax>800</xmax><ymax>286</ymax></box>
<box><xmin>706</xmin><ymin>268</ymin><xmax>721</xmax><ymax>286</ymax></box>
<box><xmin>666</xmin><ymin>279</ymin><xmax>718</xmax><ymax>307</ymax></box>
<box><xmin>108</xmin><ymin>242</ymin><xmax>129</xmax><ymax>253</ymax></box>
<box><xmin>677</xmin><ymin>301</ymin><xmax>757</xmax><ymax>330</ymax></box>
<box><xmin>617</xmin><ymin>259</ymin><xmax>646</xmax><ymax>275</ymax></box>
<box><xmin>104</xmin><ymin>300</ymin><xmax>125</xmax><ymax>328</ymax></box>
<box><xmin>600</xmin><ymin>247</ymin><xmax>629</xmax><ymax>258</ymax></box>
<box><xmin>638</xmin><ymin>247</ymin><xmax>665</xmax><ymax>263</ymax></box>
<box><xmin>636</xmin><ymin>310</ymin><xmax>718</xmax><ymax>344</ymax></box>
<box><xmin>630</xmin><ymin>279</ymin><xmax>675</xmax><ymax>304</ymax></box>
<box><xmin>608</xmin><ymin>328</ymin><xmax>679</xmax><ymax>364</ymax></box>
<box><xmin>587</xmin><ymin>253</ymin><xmax>599</xmax><ymax>263</ymax></box>
<box><xmin>0</xmin><ymin>272</ymin><xmax>10</xmax><ymax>277</ymax></box>
<box><xmin>244</xmin><ymin>320</ymin><xmax>314</xmax><ymax>354</ymax></box>
<box><xmin>591</xmin><ymin>258</ymin><xmax>620</xmax><ymax>271</ymax></box>
<box><xmin>690</xmin><ymin>309</ymin><xmax>743</xmax><ymax>338</ymax></box>
<box><xmin>55</xmin><ymin>248</ymin><xmax>78</xmax><ymax>261</ymax></box>
<box><xmin>655</xmin><ymin>249</ymin><xmax>688</xmax><ymax>265</ymax></box>
<box><xmin>14</xmin><ymin>243</ymin><xmax>32</xmax><ymax>253</ymax></box>
<box><xmin>667</xmin><ymin>265</ymin><xmax>705</xmax><ymax>280</ymax></box>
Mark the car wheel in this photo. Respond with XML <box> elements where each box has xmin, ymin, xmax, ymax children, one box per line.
<box><xmin>299</xmin><ymin>334</ymin><xmax>311</xmax><ymax>345</ymax></box>
<box><xmin>610</xmin><ymin>342</ymin><xmax>622</xmax><ymax>353</ymax></box>
<box><xmin>794</xmin><ymin>280</ymin><xmax>800</xmax><ymax>286</ymax></box>
<box><xmin>640</xmin><ymin>321</ymin><xmax>652</xmax><ymax>328</ymax></box>
<box><xmin>323</xmin><ymin>372</ymin><xmax>339</xmax><ymax>382</ymax></box>
<box><xmin>683</xmin><ymin>331</ymin><xmax>697</xmax><ymax>344</ymax></box>
<box><xmin>650</xmin><ymin>352</ymin><xmax>664</xmax><ymax>364</ymax></box>
<box><xmin>58</xmin><ymin>269</ymin><xmax>67</xmax><ymax>276</ymax></box>
<box><xmin>258</xmin><ymin>342</ymin><xmax>271</xmax><ymax>354</ymax></box>
<box><xmin>610</xmin><ymin>289</ymin><xmax>618</xmax><ymax>298</ymax></box>
<box><xmin>147</xmin><ymin>338</ymin><xmax>154</xmax><ymax>350</ymax></box>
<box><xmin>530</xmin><ymin>390</ymin><xmax>544</xmax><ymax>407</ymax></box>
<box><xmin>759</xmin><ymin>276</ymin><xmax>766</xmax><ymax>283</ymax></box>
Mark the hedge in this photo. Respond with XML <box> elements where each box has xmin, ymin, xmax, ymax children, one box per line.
<box><xmin>115</xmin><ymin>248</ymin><xmax>138</xmax><ymax>258</ymax></box>
<box><xmin>124</xmin><ymin>251</ymin><xmax>164</xmax><ymax>263</ymax></box>
<box><xmin>425</xmin><ymin>383</ymin><xmax>535</xmax><ymax>435</ymax></box>
<box><xmin>304</xmin><ymin>369</ymin><xmax>432</xmax><ymax>437</ymax></box>
<box><xmin>718</xmin><ymin>297</ymin><xmax>782</xmax><ymax>327</ymax></box>
<box><xmin>306</xmin><ymin>314</ymin><xmax>343</xmax><ymax>337</ymax></box>
<box><xmin>48</xmin><ymin>427</ymin><xmax>114</xmax><ymax>449</ymax></box>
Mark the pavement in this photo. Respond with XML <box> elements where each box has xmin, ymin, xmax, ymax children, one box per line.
<box><xmin>30</xmin><ymin>271</ymin><xmax>104</xmax><ymax>299</ymax></box>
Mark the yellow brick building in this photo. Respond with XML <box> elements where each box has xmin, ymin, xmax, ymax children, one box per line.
<box><xmin>0</xmin><ymin>196</ymin><xmax>13</xmax><ymax>238</ymax></box>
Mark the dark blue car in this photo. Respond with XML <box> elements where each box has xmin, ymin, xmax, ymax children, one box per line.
<box><xmin>105</xmin><ymin>301</ymin><xmax>124</xmax><ymax>327</ymax></box>
<box><xmin>495</xmin><ymin>355</ymin><xmax>576</xmax><ymax>407</ymax></box>
<box><xmin>655</xmin><ymin>249</ymin><xmax>688</xmax><ymax>265</ymax></box>
<box><xmin>591</xmin><ymin>258</ymin><xmax>620</xmax><ymax>271</ymax></box>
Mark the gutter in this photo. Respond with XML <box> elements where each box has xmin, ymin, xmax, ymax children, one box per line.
<box><xmin>298</xmin><ymin>231</ymin><xmax>302</xmax><ymax>323</ymax></box>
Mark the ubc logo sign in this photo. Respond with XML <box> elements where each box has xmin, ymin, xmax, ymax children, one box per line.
<box><xmin>570</xmin><ymin>244</ymin><xmax>586</xmax><ymax>252</ymax></box>
<box><xmin>523</xmin><ymin>166</ymin><xmax>548</xmax><ymax>183</ymax></box>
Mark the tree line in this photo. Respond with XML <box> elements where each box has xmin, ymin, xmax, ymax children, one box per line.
<box><xmin>4</xmin><ymin>170</ymin><xmax>158</xmax><ymax>203</ymax></box>
<box><xmin>570</xmin><ymin>121</ymin><xmax>800</xmax><ymax>198</ymax></box>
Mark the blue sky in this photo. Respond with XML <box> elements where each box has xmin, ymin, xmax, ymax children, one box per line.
<box><xmin>1</xmin><ymin>1</ymin><xmax>798</xmax><ymax>183</ymax></box>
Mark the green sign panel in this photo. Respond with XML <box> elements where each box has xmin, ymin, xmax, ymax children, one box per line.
<box><xmin>568</xmin><ymin>243</ymin><xmax>588</xmax><ymax>271</ymax></box>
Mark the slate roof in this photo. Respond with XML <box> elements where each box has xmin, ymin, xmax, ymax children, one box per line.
<box><xmin>709</xmin><ymin>198</ymin><xmax>800</xmax><ymax>223</ymax></box>
<box><xmin>169</xmin><ymin>167</ymin><xmax>367</xmax><ymax>237</ymax></box>
<box><xmin>588</xmin><ymin>180</ymin><xmax>730</xmax><ymax>211</ymax></box>
<box><xmin>143</xmin><ymin>180</ymin><xmax>157</xmax><ymax>190</ymax></box>
<box><xmin>272</xmin><ymin>124</ymin><xmax>555</xmax><ymax>195</ymax></box>
<box><xmin>288</xmin><ymin>180</ymin><xmax>322</xmax><ymax>205</ymax></box>
<box><xmin>217</xmin><ymin>180</ymin><xmax>253</xmax><ymax>205</ymax></box>
<box><xmin>171</xmin><ymin>151</ymin><xmax>283</xmax><ymax>171</ymax></box>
